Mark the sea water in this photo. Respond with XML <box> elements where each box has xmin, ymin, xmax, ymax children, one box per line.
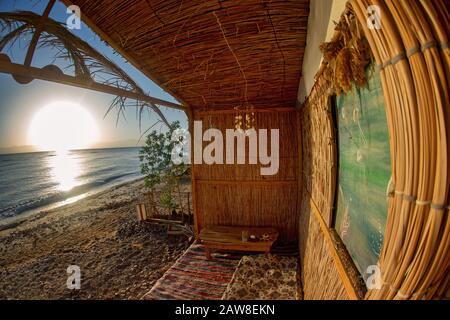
<box><xmin>0</xmin><ymin>147</ymin><xmax>142</xmax><ymax>220</ymax></box>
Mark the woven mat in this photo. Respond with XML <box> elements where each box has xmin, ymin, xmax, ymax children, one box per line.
<box><xmin>143</xmin><ymin>244</ymin><xmax>241</xmax><ymax>300</ymax></box>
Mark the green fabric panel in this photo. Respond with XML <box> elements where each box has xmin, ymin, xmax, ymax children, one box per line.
<box><xmin>334</xmin><ymin>67</ymin><xmax>391</xmax><ymax>278</ymax></box>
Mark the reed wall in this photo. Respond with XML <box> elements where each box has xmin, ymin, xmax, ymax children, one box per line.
<box><xmin>192</xmin><ymin>108</ymin><xmax>300</xmax><ymax>243</ymax></box>
<box><xmin>298</xmin><ymin>74</ymin><xmax>363</xmax><ymax>299</ymax></box>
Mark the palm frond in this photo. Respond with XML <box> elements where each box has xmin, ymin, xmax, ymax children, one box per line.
<box><xmin>0</xmin><ymin>11</ymin><xmax>171</xmax><ymax>129</ymax></box>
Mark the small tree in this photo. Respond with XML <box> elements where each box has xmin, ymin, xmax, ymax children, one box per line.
<box><xmin>139</xmin><ymin>121</ymin><xmax>189</xmax><ymax>214</ymax></box>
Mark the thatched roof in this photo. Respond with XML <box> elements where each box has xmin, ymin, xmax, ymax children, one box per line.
<box><xmin>63</xmin><ymin>0</ymin><xmax>309</xmax><ymax>110</ymax></box>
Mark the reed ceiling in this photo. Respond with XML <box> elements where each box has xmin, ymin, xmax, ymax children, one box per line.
<box><xmin>65</xmin><ymin>0</ymin><xmax>309</xmax><ymax>110</ymax></box>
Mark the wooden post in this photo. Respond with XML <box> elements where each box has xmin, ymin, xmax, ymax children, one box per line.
<box><xmin>148</xmin><ymin>190</ymin><xmax>158</xmax><ymax>217</ymax></box>
<box><xmin>187</xmin><ymin>107</ymin><xmax>200</xmax><ymax>239</ymax></box>
<box><xmin>136</xmin><ymin>203</ymin><xmax>147</xmax><ymax>222</ymax></box>
<box><xmin>187</xmin><ymin>193</ymin><xmax>191</xmax><ymax>216</ymax></box>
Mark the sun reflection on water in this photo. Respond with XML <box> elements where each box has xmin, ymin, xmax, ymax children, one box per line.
<box><xmin>48</xmin><ymin>150</ymin><xmax>82</xmax><ymax>192</ymax></box>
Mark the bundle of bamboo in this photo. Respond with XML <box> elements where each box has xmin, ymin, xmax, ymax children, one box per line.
<box><xmin>351</xmin><ymin>0</ymin><xmax>449</xmax><ymax>300</ymax></box>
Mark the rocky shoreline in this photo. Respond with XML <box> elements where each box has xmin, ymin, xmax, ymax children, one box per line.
<box><xmin>0</xmin><ymin>179</ymin><xmax>190</xmax><ymax>300</ymax></box>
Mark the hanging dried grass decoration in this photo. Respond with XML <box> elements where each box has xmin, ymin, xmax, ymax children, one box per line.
<box><xmin>335</xmin><ymin>47</ymin><xmax>353</xmax><ymax>94</ymax></box>
<box><xmin>349</xmin><ymin>13</ymin><xmax>371</xmax><ymax>88</ymax></box>
<box><xmin>355</xmin><ymin>37</ymin><xmax>370</xmax><ymax>64</ymax></box>
<box><xmin>350</xmin><ymin>47</ymin><xmax>367</xmax><ymax>87</ymax></box>
<box><xmin>245</xmin><ymin>113</ymin><xmax>255</xmax><ymax>130</ymax></box>
<box><xmin>320</xmin><ymin>34</ymin><xmax>344</xmax><ymax>64</ymax></box>
<box><xmin>335</xmin><ymin>16</ymin><xmax>352</xmax><ymax>45</ymax></box>
<box><xmin>234</xmin><ymin>102</ymin><xmax>256</xmax><ymax>131</ymax></box>
<box><xmin>245</xmin><ymin>101</ymin><xmax>255</xmax><ymax>130</ymax></box>
<box><xmin>320</xmin><ymin>8</ymin><xmax>373</xmax><ymax>95</ymax></box>
<box><xmin>234</xmin><ymin>106</ymin><xmax>243</xmax><ymax>131</ymax></box>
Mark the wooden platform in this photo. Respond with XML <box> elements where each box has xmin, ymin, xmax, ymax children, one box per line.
<box><xmin>199</xmin><ymin>226</ymin><xmax>279</xmax><ymax>258</ymax></box>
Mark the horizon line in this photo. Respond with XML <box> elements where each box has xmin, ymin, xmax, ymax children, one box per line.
<box><xmin>0</xmin><ymin>144</ymin><xmax>144</xmax><ymax>156</ymax></box>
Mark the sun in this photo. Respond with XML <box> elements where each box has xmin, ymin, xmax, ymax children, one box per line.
<box><xmin>29</xmin><ymin>102</ymin><xmax>99</xmax><ymax>152</ymax></box>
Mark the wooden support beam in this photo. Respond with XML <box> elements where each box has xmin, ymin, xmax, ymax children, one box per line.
<box><xmin>0</xmin><ymin>58</ymin><xmax>186</xmax><ymax>111</ymax></box>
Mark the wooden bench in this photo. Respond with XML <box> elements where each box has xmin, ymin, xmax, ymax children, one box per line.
<box><xmin>199</xmin><ymin>226</ymin><xmax>279</xmax><ymax>259</ymax></box>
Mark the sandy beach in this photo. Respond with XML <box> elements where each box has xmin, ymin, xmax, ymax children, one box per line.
<box><xmin>0</xmin><ymin>179</ymin><xmax>190</xmax><ymax>300</ymax></box>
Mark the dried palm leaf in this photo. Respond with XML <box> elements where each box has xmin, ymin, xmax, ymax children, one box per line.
<box><xmin>0</xmin><ymin>11</ymin><xmax>171</xmax><ymax>129</ymax></box>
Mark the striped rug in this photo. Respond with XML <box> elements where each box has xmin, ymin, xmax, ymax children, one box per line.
<box><xmin>142</xmin><ymin>243</ymin><xmax>241</xmax><ymax>300</ymax></box>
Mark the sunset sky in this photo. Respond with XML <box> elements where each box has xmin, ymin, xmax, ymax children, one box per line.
<box><xmin>0</xmin><ymin>0</ymin><xmax>187</xmax><ymax>153</ymax></box>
